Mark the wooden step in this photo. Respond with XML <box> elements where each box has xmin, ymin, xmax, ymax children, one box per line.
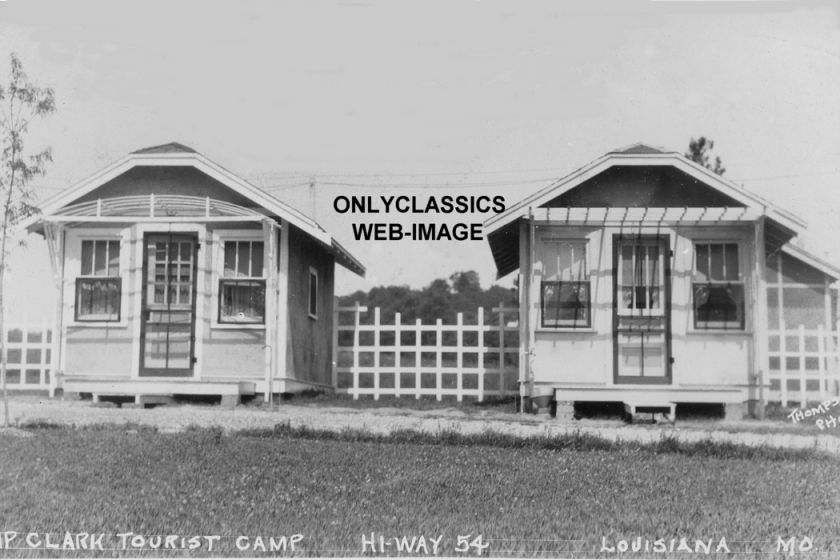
<box><xmin>623</xmin><ymin>401</ymin><xmax>676</xmax><ymax>423</ymax></box>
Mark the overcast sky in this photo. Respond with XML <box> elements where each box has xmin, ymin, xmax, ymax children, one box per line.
<box><xmin>0</xmin><ymin>0</ymin><xmax>838</xmax><ymax>322</ymax></box>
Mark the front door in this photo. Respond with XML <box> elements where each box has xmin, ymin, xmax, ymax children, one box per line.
<box><xmin>613</xmin><ymin>235</ymin><xmax>672</xmax><ymax>384</ymax></box>
<box><xmin>139</xmin><ymin>233</ymin><xmax>198</xmax><ymax>377</ymax></box>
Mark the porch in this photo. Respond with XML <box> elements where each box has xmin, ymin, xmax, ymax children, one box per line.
<box><xmin>61</xmin><ymin>376</ymin><xmax>256</xmax><ymax>406</ymax></box>
<box><xmin>551</xmin><ymin>384</ymin><xmax>747</xmax><ymax>404</ymax></box>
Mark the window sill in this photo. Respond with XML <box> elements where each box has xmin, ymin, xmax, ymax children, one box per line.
<box><xmin>68</xmin><ymin>321</ymin><xmax>128</xmax><ymax>328</ymax></box>
<box><xmin>536</xmin><ymin>327</ymin><xmax>597</xmax><ymax>334</ymax></box>
<box><xmin>211</xmin><ymin>323</ymin><xmax>266</xmax><ymax>330</ymax></box>
<box><xmin>687</xmin><ymin>329</ymin><xmax>752</xmax><ymax>336</ymax></box>
<box><xmin>616</xmin><ymin>312</ymin><xmax>666</xmax><ymax>318</ymax></box>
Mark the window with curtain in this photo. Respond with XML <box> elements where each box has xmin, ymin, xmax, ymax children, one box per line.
<box><xmin>219</xmin><ymin>240</ymin><xmax>265</xmax><ymax>324</ymax></box>
<box><xmin>75</xmin><ymin>239</ymin><xmax>121</xmax><ymax>322</ymax></box>
<box><xmin>693</xmin><ymin>242</ymin><xmax>744</xmax><ymax>329</ymax></box>
<box><xmin>540</xmin><ymin>240</ymin><xmax>590</xmax><ymax>328</ymax></box>
<box><xmin>616</xmin><ymin>240</ymin><xmax>664</xmax><ymax>315</ymax></box>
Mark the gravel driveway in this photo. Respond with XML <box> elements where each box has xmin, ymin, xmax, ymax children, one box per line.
<box><xmin>4</xmin><ymin>396</ymin><xmax>839</xmax><ymax>455</ymax></box>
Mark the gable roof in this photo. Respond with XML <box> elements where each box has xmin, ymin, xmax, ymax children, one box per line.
<box><xmin>608</xmin><ymin>142</ymin><xmax>673</xmax><ymax>155</ymax></box>
<box><xmin>28</xmin><ymin>144</ymin><xmax>365</xmax><ymax>276</ymax></box>
<box><xmin>485</xmin><ymin>143</ymin><xmax>808</xmax><ymax>278</ymax></box>
<box><xmin>487</xmin><ymin>144</ymin><xmax>804</xmax><ymax>236</ymax></box>
<box><xmin>132</xmin><ymin>142</ymin><xmax>197</xmax><ymax>154</ymax></box>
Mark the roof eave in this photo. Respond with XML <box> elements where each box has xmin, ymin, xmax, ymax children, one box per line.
<box><xmin>331</xmin><ymin>239</ymin><xmax>366</xmax><ymax>277</ymax></box>
<box><xmin>25</xmin><ymin>150</ymin><xmax>365</xmax><ymax>273</ymax></box>
<box><xmin>782</xmin><ymin>244</ymin><xmax>840</xmax><ymax>281</ymax></box>
<box><xmin>484</xmin><ymin>151</ymin><xmax>807</xmax><ymax>239</ymax></box>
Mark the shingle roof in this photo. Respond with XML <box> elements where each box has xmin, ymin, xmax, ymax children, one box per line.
<box><xmin>132</xmin><ymin>142</ymin><xmax>197</xmax><ymax>155</ymax></box>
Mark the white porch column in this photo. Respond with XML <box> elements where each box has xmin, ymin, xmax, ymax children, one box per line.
<box><xmin>275</xmin><ymin>219</ymin><xmax>290</xmax><ymax>395</ymax></box>
<box><xmin>43</xmin><ymin>222</ymin><xmax>65</xmax><ymax>397</ymax></box>
<box><xmin>753</xmin><ymin>216</ymin><xmax>769</xmax><ymax>419</ymax></box>
<box><xmin>518</xmin><ymin>212</ymin><xmax>534</xmax><ymax>413</ymax></box>
<box><xmin>262</xmin><ymin>219</ymin><xmax>278</xmax><ymax>404</ymax></box>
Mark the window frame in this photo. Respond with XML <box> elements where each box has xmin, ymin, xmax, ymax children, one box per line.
<box><xmin>615</xmin><ymin>238</ymin><xmax>666</xmax><ymax>318</ymax></box>
<box><xmin>541</xmin><ymin>280</ymin><xmax>591</xmax><ymax>328</ymax></box>
<box><xmin>214</xmin><ymin>234</ymin><xmax>267</xmax><ymax>328</ymax></box>
<box><xmin>217</xmin><ymin>277</ymin><xmax>267</xmax><ymax>325</ymax></box>
<box><xmin>538</xmin><ymin>238</ymin><xmax>592</xmax><ymax>329</ymax></box>
<box><xmin>74</xmin><ymin>238</ymin><xmax>124</xmax><ymax>324</ymax></box>
<box><xmin>691</xmin><ymin>241</ymin><xmax>746</xmax><ymax>331</ymax></box>
<box><xmin>308</xmin><ymin>267</ymin><xmax>319</xmax><ymax>320</ymax></box>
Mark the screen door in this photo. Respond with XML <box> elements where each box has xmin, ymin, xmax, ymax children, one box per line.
<box><xmin>613</xmin><ymin>235</ymin><xmax>672</xmax><ymax>384</ymax></box>
<box><xmin>139</xmin><ymin>233</ymin><xmax>198</xmax><ymax>376</ymax></box>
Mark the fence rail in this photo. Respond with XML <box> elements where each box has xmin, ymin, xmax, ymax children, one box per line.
<box><xmin>333</xmin><ymin>303</ymin><xmax>519</xmax><ymax>401</ymax></box>
<box><xmin>3</xmin><ymin>325</ymin><xmax>53</xmax><ymax>391</ymax></box>
<box><xmin>766</xmin><ymin>323</ymin><xmax>840</xmax><ymax>407</ymax></box>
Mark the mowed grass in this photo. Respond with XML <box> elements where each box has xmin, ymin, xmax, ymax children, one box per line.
<box><xmin>0</xmin><ymin>428</ymin><xmax>837</xmax><ymax>558</ymax></box>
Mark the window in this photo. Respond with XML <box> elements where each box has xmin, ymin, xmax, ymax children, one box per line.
<box><xmin>219</xmin><ymin>240</ymin><xmax>265</xmax><ymax>324</ymax></box>
<box><xmin>693</xmin><ymin>242</ymin><xmax>744</xmax><ymax>330</ymax></box>
<box><xmin>540</xmin><ymin>240</ymin><xmax>590</xmax><ymax>328</ymax></box>
<box><xmin>76</xmin><ymin>239</ymin><xmax>121</xmax><ymax>322</ymax></box>
<box><xmin>617</xmin><ymin>239</ymin><xmax>665</xmax><ymax>315</ymax></box>
<box><xmin>308</xmin><ymin>267</ymin><xmax>318</xmax><ymax>319</ymax></box>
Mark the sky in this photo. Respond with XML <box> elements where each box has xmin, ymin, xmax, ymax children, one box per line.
<box><xmin>0</xmin><ymin>0</ymin><xmax>838</xmax><ymax>322</ymax></box>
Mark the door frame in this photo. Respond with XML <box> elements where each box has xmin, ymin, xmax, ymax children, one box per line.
<box><xmin>138</xmin><ymin>231</ymin><xmax>200</xmax><ymax>377</ymax></box>
<box><xmin>611</xmin><ymin>233</ymin><xmax>673</xmax><ymax>385</ymax></box>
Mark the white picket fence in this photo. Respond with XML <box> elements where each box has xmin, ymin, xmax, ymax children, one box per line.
<box><xmin>766</xmin><ymin>323</ymin><xmax>840</xmax><ymax>407</ymax></box>
<box><xmin>333</xmin><ymin>303</ymin><xmax>519</xmax><ymax>401</ymax></box>
<box><xmin>3</xmin><ymin>325</ymin><xmax>53</xmax><ymax>391</ymax></box>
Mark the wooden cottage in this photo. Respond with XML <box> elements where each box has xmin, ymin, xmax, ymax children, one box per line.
<box><xmin>485</xmin><ymin>143</ymin><xmax>840</xmax><ymax>419</ymax></box>
<box><xmin>28</xmin><ymin>143</ymin><xmax>365</xmax><ymax>404</ymax></box>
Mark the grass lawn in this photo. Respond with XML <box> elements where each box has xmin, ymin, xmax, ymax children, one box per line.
<box><xmin>277</xmin><ymin>392</ymin><xmax>840</xmax><ymax>438</ymax></box>
<box><xmin>0</xmin><ymin>427</ymin><xmax>837</xmax><ymax>558</ymax></box>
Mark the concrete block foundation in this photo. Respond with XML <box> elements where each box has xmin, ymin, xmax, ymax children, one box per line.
<box><xmin>555</xmin><ymin>400</ymin><xmax>575</xmax><ymax>420</ymax></box>
<box><xmin>724</xmin><ymin>402</ymin><xmax>746</xmax><ymax>421</ymax></box>
<box><xmin>220</xmin><ymin>394</ymin><xmax>240</xmax><ymax>408</ymax></box>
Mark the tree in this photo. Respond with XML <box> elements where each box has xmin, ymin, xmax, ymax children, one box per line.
<box><xmin>0</xmin><ymin>54</ymin><xmax>55</xmax><ymax>427</ymax></box>
<box><xmin>686</xmin><ymin>136</ymin><xmax>726</xmax><ymax>176</ymax></box>
<box><xmin>338</xmin><ymin>271</ymin><xmax>517</xmax><ymax>325</ymax></box>
<box><xmin>449</xmin><ymin>270</ymin><xmax>480</xmax><ymax>295</ymax></box>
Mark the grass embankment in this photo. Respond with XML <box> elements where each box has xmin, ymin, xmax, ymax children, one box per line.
<box><xmin>0</xmin><ymin>424</ymin><xmax>837</xmax><ymax>558</ymax></box>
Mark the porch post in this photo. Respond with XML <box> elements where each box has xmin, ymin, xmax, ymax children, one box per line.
<box><xmin>262</xmin><ymin>219</ymin><xmax>278</xmax><ymax>404</ymax></box>
<box><xmin>275</xmin><ymin>219</ymin><xmax>290</xmax><ymax>394</ymax></box>
<box><xmin>517</xmin><ymin>212</ymin><xmax>533</xmax><ymax>414</ymax></box>
<box><xmin>43</xmin><ymin>222</ymin><xmax>65</xmax><ymax>397</ymax></box>
<box><xmin>753</xmin><ymin>216</ymin><xmax>768</xmax><ymax>419</ymax></box>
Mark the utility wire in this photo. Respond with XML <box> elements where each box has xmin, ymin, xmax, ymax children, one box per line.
<box><xmin>318</xmin><ymin>177</ymin><xmax>561</xmax><ymax>188</ymax></box>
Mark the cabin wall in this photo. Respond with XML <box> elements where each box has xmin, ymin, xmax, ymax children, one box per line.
<box><xmin>285</xmin><ymin>225</ymin><xmax>335</xmax><ymax>387</ymax></box>
<box><xmin>62</xmin><ymin>227</ymin><xmax>135</xmax><ymax>378</ymax></box>
<box><xmin>60</xmin><ymin>222</ymin><xmax>270</xmax><ymax>383</ymax></box>
<box><xmin>528</xmin><ymin>223</ymin><xmax>755</xmax><ymax>391</ymax></box>
<box><xmin>200</xmin><ymin>224</ymin><xmax>267</xmax><ymax>381</ymax></box>
<box><xmin>59</xmin><ymin>217</ymin><xmax>341</xmax><ymax>389</ymax></box>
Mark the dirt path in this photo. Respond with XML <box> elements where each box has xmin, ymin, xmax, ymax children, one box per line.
<box><xmin>5</xmin><ymin>396</ymin><xmax>839</xmax><ymax>455</ymax></box>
